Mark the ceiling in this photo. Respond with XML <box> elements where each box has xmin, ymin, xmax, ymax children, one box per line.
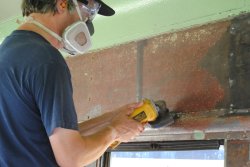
<box><xmin>0</xmin><ymin>0</ymin><xmax>250</xmax><ymax>53</ymax></box>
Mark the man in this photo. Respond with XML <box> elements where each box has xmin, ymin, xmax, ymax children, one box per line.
<box><xmin>0</xmin><ymin>0</ymin><xmax>145</xmax><ymax>166</ymax></box>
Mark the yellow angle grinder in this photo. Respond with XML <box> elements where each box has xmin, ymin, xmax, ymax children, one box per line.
<box><xmin>110</xmin><ymin>98</ymin><xmax>176</xmax><ymax>149</ymax></box>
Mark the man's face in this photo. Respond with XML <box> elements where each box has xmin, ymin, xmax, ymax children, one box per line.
<box><xmin>75</xmin><ymin>0</ymin><xmax>101</xmax><ymax>22</ymax></box>
<box><xmin>65</xmin><ymin>0</ymin><xmax>100</xmax><ymax>36</ymax></box>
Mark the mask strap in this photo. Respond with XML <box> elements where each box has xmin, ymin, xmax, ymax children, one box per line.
<box><xmin>25</xmin><ymin>16</ymin><xmax>63</xmax><ymax>42</ymax></box>
<box><xmin>72</xmin><ymin>0</ymin><xmax>83</xmax><ymax>21</ymax></box>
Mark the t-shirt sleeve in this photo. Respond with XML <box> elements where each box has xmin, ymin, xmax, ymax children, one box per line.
<box><xmin>32</xmin><ymin>61</ymin><xmax>78</xmax><ymax>136</ymax></box>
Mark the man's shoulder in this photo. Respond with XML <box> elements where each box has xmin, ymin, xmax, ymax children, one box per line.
<box><xmin>0</xmin><ymin>30</ymin><xmax>64</xmax><ymax>66</ymax></box>
<box><xmin>11</xmin><ymin>30</ymin><xmax>60</xmax><ymax>56</ymax></box>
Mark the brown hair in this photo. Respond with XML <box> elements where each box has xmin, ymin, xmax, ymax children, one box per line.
<box><xmin>21</xmin><ymin>0</ymin><xmax>75</xmax><ymax>16</ymax></box>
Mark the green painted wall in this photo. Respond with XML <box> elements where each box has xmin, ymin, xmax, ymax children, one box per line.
<box><xmin>0</xmin><ymin>0</ymin><xmax>250</xmax><ymax>52</ymax></box>
<box><xmin>91</xmin><ymin>0</ymin><xmax>250</xmax><ymax>51</ymax></box>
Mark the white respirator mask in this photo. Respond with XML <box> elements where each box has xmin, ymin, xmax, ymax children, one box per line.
<box><xmin>26</xmin><ymin>0</ymin><xmax>101</xmax><ymax>55</ymax></box>
<box><xmin>60</xmin><ymin>20</ymin><xmax>92</xmax><ymax>55</ymax></box>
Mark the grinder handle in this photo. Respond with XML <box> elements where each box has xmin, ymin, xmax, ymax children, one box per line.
<box><xmin>109</xmin><ymin>141</ymin><xmax>121</xmax><ymax>149</ymax></box>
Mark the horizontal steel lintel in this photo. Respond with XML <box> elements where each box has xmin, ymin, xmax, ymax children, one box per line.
<box><xmin>78</xmin><ymin>108</ymin><xmax>250</xmax><ymax>142</ymax></box>
<box><xmin>132</xmin><ymin>108</ymin><xmax>250</xmax><ymax>141</ymax></box>
<box><xmin>134</xmin><ymin>129</ymin><xmax>250</xmax><ymax>142</ymax></box>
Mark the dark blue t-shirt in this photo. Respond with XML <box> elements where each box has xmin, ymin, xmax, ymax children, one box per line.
<box><xmin>0</xmin><ymin>30</ymin><xmax>78</xmax><ymax>167</ymax></box>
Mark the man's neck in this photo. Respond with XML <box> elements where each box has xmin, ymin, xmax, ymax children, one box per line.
<box><xmin>18</xmin><ymin>13</ymin><xmax>64</xmax><ymax>49</ymax></box>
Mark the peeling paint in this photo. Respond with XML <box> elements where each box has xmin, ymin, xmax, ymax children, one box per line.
<box><xmin>168</xmin><ymin>33</ymin><xmax>178</xmax><ymax>42</ymax></box>
<box><xmin>193</xmin><ymin>130</ymin><xmax>205</xmax><ymax>140</ymax></box>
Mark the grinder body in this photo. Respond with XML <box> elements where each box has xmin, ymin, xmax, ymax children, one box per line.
<box><xmin>130</xmin><ymin>99</ymin><xmax>159</xmax><ymax>123</ymax></box>
<box><xmin>110</xmin><ymin>99</ymin><xmax>160</xmax><ymax>149</ymax></box>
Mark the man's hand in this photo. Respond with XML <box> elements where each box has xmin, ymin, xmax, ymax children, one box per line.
<box><xmin>109</xmin><ymin>102</ymin><xmax>145</xmax><ymax>142</ymax></box>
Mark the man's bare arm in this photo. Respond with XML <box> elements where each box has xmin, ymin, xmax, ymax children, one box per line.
<box><xmin>49</xmin><ymin>103</ymin><xmax>144</xmax><ymax>167</ymax></box>
<box><xmin>49</xmin><ymin>127</ymin><xmax>116</xmax><ymax>167</ymax></box>
<box><xmin>78</xmin><ymin>111</ymin><xmax>115</xmax><ymax>136</ymax></box>
<box><xmin>78</xmin><ymin>102</ymin><xmax>143</xmax><ymax>136</ymax></box>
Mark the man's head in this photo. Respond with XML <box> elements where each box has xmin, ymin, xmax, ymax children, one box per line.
<box><xmin>22</xmin><ymin>0</ymin><xmax>73</xmax><ymax>17</ymax></box>
<box><xmin>21</xmin><ymin>0</ymin><xmax>114</xmax><ymax>35</ymax></box>
<box><xmin>21</xmin><ymin>0</ymin><xmax>115</xmax><ymax>55</ymax></box>
<box><xmin>21</xmin><ymin>0</ymin><xmax>115</xmax><ymax>18</ymax></box>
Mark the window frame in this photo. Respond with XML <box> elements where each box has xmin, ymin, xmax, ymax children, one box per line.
<box><xmin>99</xmin><ymin>140</ymin><xmax>224</xmax><ymax>167</ymax></box>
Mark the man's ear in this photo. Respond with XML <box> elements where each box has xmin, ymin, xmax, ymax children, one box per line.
<box><xmin>56</xmin><ymin>0</ymin><xmax>68</xmax><ymax>13</ymax></box>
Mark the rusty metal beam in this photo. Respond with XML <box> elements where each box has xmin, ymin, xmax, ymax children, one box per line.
<box><xmin>72</xmin><ymin>13</ymin><xmax>250</xmax><ymax>143</ymax></box>
<box><xmin>225</xmin><ymin>140</ymin><xmax>250</xmax><ymax>167</ymax></box>
<box><xmin>132</xmin><ymin>109</ymin><xmax>250</xmax><ymax>142</ymax></box>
